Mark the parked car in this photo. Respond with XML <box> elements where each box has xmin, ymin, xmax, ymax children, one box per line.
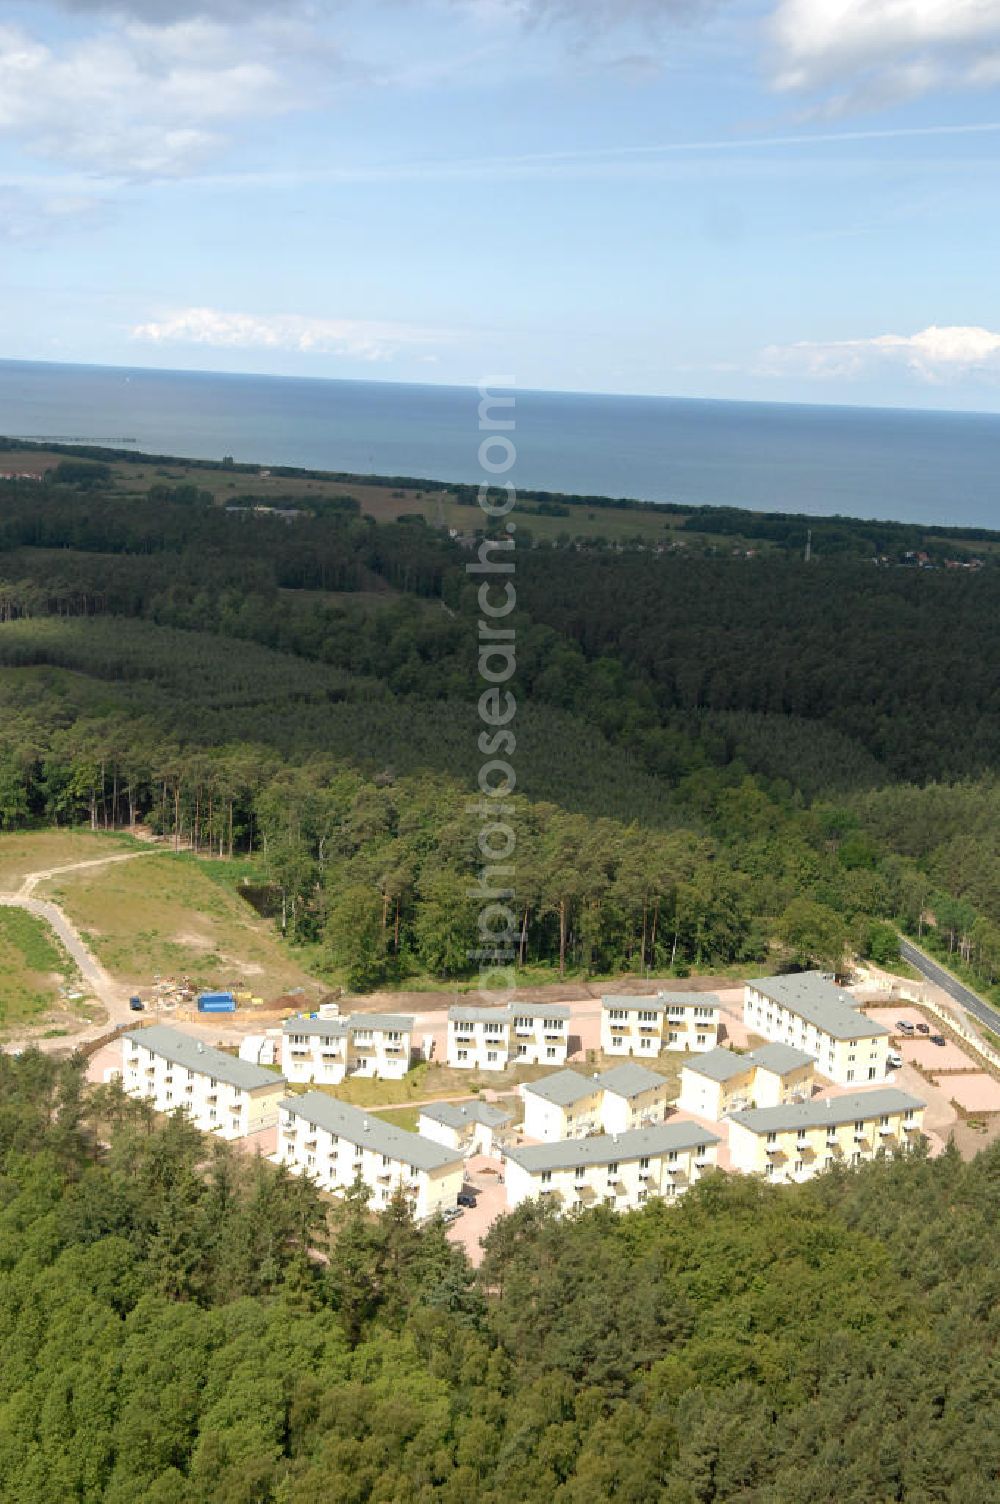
<box><xmin>457</xmin><ymin>1191</ymin><xmax>477</xmax><ymax>1209</ymax></box>
<box><xmin>930</xmin><ymin>1034</ymin><xmax>947</xmax><ymax>1047</ymax></box>
<box><xmin>916</xmin><ymin>1022</ymin><xmax>930</xmax><ymax>1034</ymax></box>
<box><xmin>128</xmin><ymin>996</ymin><xmax>144</xmax><ymax>1012</ymax></box>
<box><xmin>896</xmin><ymin>1020</ymin><xmax>915</xmax><ymax>1034</ymax></box>
<box><xmin>887</xmin><ymin>1050</ymin><xmax>904</xmax><ymax>1069</ymax></box>
<box><xmin>440</xmin><ymin>1206</ymin><xmax>461</xmax><ymax>1222</ymax></box>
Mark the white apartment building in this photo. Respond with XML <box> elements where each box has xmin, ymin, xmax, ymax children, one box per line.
<box><xmin>678</xmin><ymin>1042</ymin><xmax>815</xmax><ymax>1121</ymax></box>
<box><xmin>727</xmin><ymin>1088</ymin><xmax>926</xmax><ymax>1183</ymax></box>
<box><xmin>418</xmin><ymin>1100</ymin><xmax>513</xmax><ymax>1157</ymax></box>
<box><xmin>521</xmin><ymin>1063</ymin><xmax>672</xmax><ymax>1143</ymax></box>
<box><xmin>281</xmin><ymin>1011</ymin><xmax>413</xmax><ymax>1084</ymax></box>
<box><xmin>509</xmin><ymin>1003</ymin><xmax>571</xmax><ymax>1064</ymax></box>
<box><xmin>600</xmin><ymin>992</ymin><xmax>720</xmax><ymax>1057</ymax></box>
<box><xmin>276</xmin><ymin>1091</ymin><xmax>464</xmax><ymax>1220</ymax></box>
<box><xmin>504</xmin><ymin>1120</ymin><xmax>721</xmax><ymax>1213</ymax></box>
<box><xmin>447</xmin><ymin>1002</ymin><xmax>570</xmax><ymax>1070</ymax></box>
<box><xmin>598</xmin><ymin>1063</ymin><xmax>674</xmax><ymax>1134</ymax></box>
<box><xmin>744</xmin><ymin>973</ymin><xmax>889</xmax><ymax>1087</ymax></box>
<box><xmin>522</xmin><ymin>1070</ymin><xmax>603</xmax><ymax>1142</ymax></box>
<box><xmin>121</xmin><ymin>1024</ymin><xmax>285</xmax><ymax>1139</ymax></box>
<box><xmin>447</xmin><ymin>1006</ymin><xmax>511</xmax><ymax>1070</ymax></box>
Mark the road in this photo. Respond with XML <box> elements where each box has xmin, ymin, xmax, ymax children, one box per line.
<box><xmin>898</xmin><ymin>937</ymin><xmax>1000</xmax><ymax>1036</ymax></box>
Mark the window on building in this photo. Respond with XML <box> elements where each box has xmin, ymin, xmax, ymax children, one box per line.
<box><xmin>846</xmin><ymin>1069</ymin><xmax>855</xmax><ymax>1082</ymax></box>
<box><xmin>457</xmin><ymin>1050</ymin><xmax>468</xmax><ymax>1062</ymax></box>
<box><xmin>793</xmin><ymin>1158</ymin><xmax>803</xmax><ymax>1173</ymax></box>
<box><xmin>868</xmin><ymin>1067</ymin><xmax>877</xmax><ymax>1080</ymax></box>
<box><xmin>546</xmin><ymin>1047</ymin><xmax>556</xmax><ymax>1059</ymax></box>
<box><xmin>541</xmin><ymin>1170</ymin><xmax>552</xmax><ymax>1185</ymax></box>
<box><xmin>608</xmin><ymin>1162</ymin><xmax>619</xmax><ymax>1174</ymax></box>
<box><xmin>639</xmin><ymin>1156</ymin><xmax>650</xmax><ymax>1169</ymax></box>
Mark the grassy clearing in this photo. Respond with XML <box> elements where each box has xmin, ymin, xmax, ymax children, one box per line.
<box><xmin>0</xmin><ymin>906</ymin><xmax>78</xmax><ymax>1033</ymax></box>
<box><xmin>374</xmin><ymin>1106</ymin><xmax>422</xmax><ymax>1132</ymax></box>
<box><xmin>0</xmin><ymin>828</ymin><xmax>141</xmax><ymax>891</ymax></box>
<box><xmin>38</xmin><ymin>849</ymin><xmax>327</xmax><ymax>998</ymax></box>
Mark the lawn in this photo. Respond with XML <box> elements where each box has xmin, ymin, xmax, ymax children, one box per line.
<box><xmin>374</xmin><ymin>1106</ymin><xmax>423</xmax><ymax>1132</ymax></box>
<box><xmin>0</xmin><ymin>906</ymin><xmax>81</xmax><ymax>1034</ymax></box>
<box><xmin>37</xmin><ymin>849</ymin><xmax>327</xmax><ymax>998</ymax></box>
<box><xmin>0</xmin><ymin>828</ymin><xmax>141</xmax><ymax>891</ymax></box>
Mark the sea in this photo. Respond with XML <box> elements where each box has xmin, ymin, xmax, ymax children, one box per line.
<box><xmin>2</xmin><ymin>357</ymin><xmax>999</xmax><ymax>529</ymax></box>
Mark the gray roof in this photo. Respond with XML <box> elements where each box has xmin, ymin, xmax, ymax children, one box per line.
<box><xmin>280</xmin><ymin>1092</ymin><xmax>463</xmax><ymax>1172</ymax></box>
<box><xmin>747</xmin><ymin>973</ymin><xmax>889</xmax><ymax>1040</ymax></box>
<box><xmin>449</xmin><ymin>1002</ymin><xmax>571</xmax><ymax>1025</ymax></box>
<box><xmin>282</xmin><ymin>1016</ymin><xmax>349</xmax><ymax>1039</ymax></box>
<box><xmin>683</xmin><ymin>1046</ymin><xmax>757</xmax><ymax>1084</ymax></box>
<box><xmin>510</xmin><ymin>1003</ymin><xmax>571</xmax><ymax>1021</ymax></box>
<box><xmin>523</xmin><ymin>1069</ymin><xmax>601</xmax><ymax>1107</ymax></box>
<box><xmin>749</xmin><ymin>1042</ymin><xmax>816</xmax><ymax>1075</ymax></box>
<box><xmin>282</xmin><ymin>1012</ymin><xmax>412</xmax><ymax>1038</ymax></box>
<box><xmin>348</xmin><ymin>1014</ymin><xmax>413</xmax><ymax>1033</ymax></box>
<box><xmin>596</xmin><ymin>1063</ymin><xmax>670</xmax><ymax>1099</ymax></box>
<box><xmin>124</xmin><ymin>1025</ymin><xmax>286</xmax><ymax>1092</ymax></box>
<box><xmin>419</xmin><ymin>1100</ymin><xmax>513</xmax><ymax>1131</ymax></box>
<box><xmin>449</xmin><ymin>1005</ymin><xmax>510</xmax><ymax>1025</ymax></box>
<box><xmin>728</xmin><ymin>1088</ymin><xmax>925</xmax><ymax>1136</ymax></box>
<box><xmin>505</xmin><ymin>1120</ymin><xmax>721</xmax><ymax>1173</ymax></box>
<box><xmin>602</xmin><ymin>991</ymin><xmax>721</xmax><ymax>1015</ymax></box>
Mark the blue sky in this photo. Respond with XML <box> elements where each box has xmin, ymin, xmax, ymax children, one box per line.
<box><xmin>3</xmin><ymin>0</ymin><xmax>1000</xmax><ymax>408</ymax></box>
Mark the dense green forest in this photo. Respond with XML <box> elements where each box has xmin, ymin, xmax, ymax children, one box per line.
<box><xmin>2</xmin><ymin>1050</ymin><xmax>998</xmax><ymax>1503</ymax></box>
<box><xmin>1</xmin><ymin>456</ymin><xmax>1000</xmax><ymax>994</ymax></box>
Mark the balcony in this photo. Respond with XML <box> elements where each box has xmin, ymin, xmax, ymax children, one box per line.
<box><xmin>902</xmin><ymin>1121</ymin><xmax>919</xmax><ymax>1133</ymax></box>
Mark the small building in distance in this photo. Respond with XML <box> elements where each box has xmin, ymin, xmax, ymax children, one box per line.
<box><xmin>727</xmin><ymin>1088</ymin><xmax>925</xmax><ymax>1184</ymax></box>
<box><xmin>600</xmin><ymin>993</ymin><xmax>720</xmax><ymax>1058</ymax></box>
<box><xmin>418</xmin><ymin>1100</ymin><xmax>513</xmax><ymax>1157</ymax></box>
<box><xmin>678</xmin><ymin>1042</ymin><xmax>815</xmax><ymax>1120</ymax></box>
<box><xmin>447</xmin><ymin>1002</ymin><xmax>570</xmax><ymax>1071</ymax></box>
<box><xmin>744</xmin><ymin>973</ymin><xmax>889</xmax><ymax>1086</ymax></box>
<box><xmin>504</xmin><ymin>1120</ymin><xmax>721</xmax><ymax>1214</ymax></box>
<box><xmin>521</xmin><ymin>1063</ymin><xmax>673</xmax><ymax>1143</ymax></box>
<box><xmin>281</xmin><ymin>1011</ymin><xmax>412</xmax><ymax>1084</ymax></box>
<box><xmin>276</xmin><ymin>1091</ymin><xmax>464</xmax><ymax>1219</ymax></box>
<box><xmin>121</xmin><ymin>1024</ymin><xmax>285</xmax><ymax>1140</ymax></box>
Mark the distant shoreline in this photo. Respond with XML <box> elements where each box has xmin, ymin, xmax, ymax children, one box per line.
<box><xmin>5</xmin><ymin>434</ymin><xmax>999</xmax><ymax>557</ymax></box>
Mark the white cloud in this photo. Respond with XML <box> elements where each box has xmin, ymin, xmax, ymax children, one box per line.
<box><xmin>761</xmin><ymin>324</ymin><xmax>1000</xmax><ymax>383</ymax></box>
<box><xmin>0</xmin><ymin>19</ymin><xmax>305</xmax><ymax>177</ymax></box>
<box><xmin>770</xmin><ymin>0</ymin><xmax>1000</xmax><ymax>109</ymax></box>
<box><xmin>131</xmin><ymin>306</ymin><xmax>456</xmax><ymax>361</ymax></box>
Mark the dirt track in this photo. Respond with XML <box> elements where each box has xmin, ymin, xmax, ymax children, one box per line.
<box><xmin>0</xmin><ymin>849</ymin><xmax>160</xmax><ymax>1051</ymax></box>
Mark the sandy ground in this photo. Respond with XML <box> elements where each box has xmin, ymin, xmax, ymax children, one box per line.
<box><xmin>933</xmin><ymin>1073</ymin><xmax>1000</xmax><ymax>1113</ymax></box>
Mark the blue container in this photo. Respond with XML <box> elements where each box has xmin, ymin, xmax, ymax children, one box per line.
<box><xmin>197</xmin><ymin>991</ymin><xmax>236</xmax><ymax>1013</ymax></box>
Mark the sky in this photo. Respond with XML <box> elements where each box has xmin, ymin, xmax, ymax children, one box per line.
<box><xmin>2</xmin><ymin>0</ymin><xmax>1000</xmax><ymax>409</ymax></box>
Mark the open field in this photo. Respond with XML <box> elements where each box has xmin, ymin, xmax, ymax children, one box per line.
<box><xmin>0</xmin><ymin>906</ymin><xmax>85</xmax><ymax>1034</ymax></box>
<box><xmin>37</xmin><ymin>848</ymin><xmax>326</xmax><ymax>998</ymax></box>
<box><xmin>0</xmin><ymin>829</ymin><xmax>141</xmax><ymax>891</ymax></box>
